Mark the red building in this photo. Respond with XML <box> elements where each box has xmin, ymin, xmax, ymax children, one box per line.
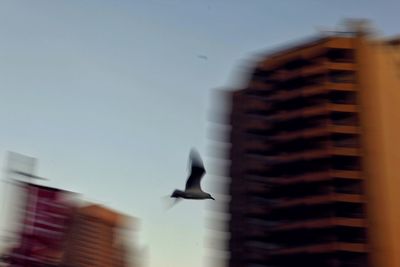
<box><xmin>7</xmin><ymin>183</ymin><xmax>74</xmax><ymax>267</ymax></box>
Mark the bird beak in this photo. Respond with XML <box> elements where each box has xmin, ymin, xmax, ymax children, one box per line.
<box><xmin>211</xmin><ymin>196</ymin><xmax>215</xmax><ymax>200</ymax></box>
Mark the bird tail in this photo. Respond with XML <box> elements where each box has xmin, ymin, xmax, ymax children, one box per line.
<box><xmin>171</xmin><ymin>189</ymin><xmax>184</xmax><ymax>198</ymax></box>
<box><xmin>171</xmin><ymin>190</ymin><xmax>178</xmax><ymax>198</ymax></box>
<box><xmin>161</xmin><ymin>195</ymin><xmax>182</xmax><ymax>209</ymax></box>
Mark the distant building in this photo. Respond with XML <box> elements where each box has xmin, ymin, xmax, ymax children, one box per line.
<box><xmin>226</xmin><ymin>23</ymin><xmax>400</xmax><ymax>267</ymax></box>
<box><xmin>62</xmin><ymin>204</ymin><xmax>131</xmax><ymax>267</ymax></box>
<box><xmin>3</xmin><ymin>182</ymin><xmax>74</xmax><ymax>267</ymax></box>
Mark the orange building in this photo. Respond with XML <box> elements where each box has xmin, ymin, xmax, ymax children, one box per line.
<box><xmin>226</xmin><ymin>23</ymin><xmax>400</xmax><ymax>267</ymax></box>
<box><xmin>61</xmin><ymin>204</ymin><xmax>131</xmax><ymax>267</ymax></box>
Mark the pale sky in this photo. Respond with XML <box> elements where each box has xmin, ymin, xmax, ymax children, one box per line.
<box><xmin>0</xmin><ymin>1</ymin><xmax>399</xmax><ymax>267</ymax></box>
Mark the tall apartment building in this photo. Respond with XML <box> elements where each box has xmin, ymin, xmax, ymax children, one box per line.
<box><xmin>61</xmin><ymin>204</ymin><xmax>130</xmax><ymax>267</ymax></box>
<box><xmin>227</xmin><ymin>25</ymin><xmax>400</xmax><ymax>267</ymax></box>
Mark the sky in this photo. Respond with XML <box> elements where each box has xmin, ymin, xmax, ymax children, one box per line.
<box><xmin>0</xmin><ymin>1</ymin><xmax>399</xmax><ymax>267</ymax></box>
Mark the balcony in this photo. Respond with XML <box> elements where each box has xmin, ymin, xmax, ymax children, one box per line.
<box><xmin>271</xmin><ymin>105</ymin><xmax>328</xmax><ymax>121</ymax></box>
<box><xmin>269</xmin><ymin>70</ymin><xmax>286</xmax><ymax>81</ymax></box>
<box><xmin>251</xmin><ymin>69</ymin><xmax>279</xmax><ymax>84</ymax></box>
<box><xmin>332</xmin><ymin>147</ymin><xmax>360</xmax><ymax>157</ymax></box>
<box><xmin>329</xmin><ymin>90</ymin><xmax>357</xmax><ymax>105</ymax></box>
<box><xmin>332</xmin><ymin>170</ymin><xmax>361</xmax><ymax>179</ymax></box>
<box><xmin>334</xmin><ymin>178</ymin><xmax>364</xmax><ymax>195</ymax></box>
<box><xmin>244</xmin><ymin>138</ymin><xmax>269</xmax><ymax>153</ymax></box>
<box><xmin>245</xmin><ymin>248</ymin><xmax>269</xmax><ymax>262</ymax></box>
<box><xmin>276</xmin><ymin>169</ymin><xmax>362</xmax><ymax>187</ymax></box>
<box><xmin>298</xmin><ymin>61</ymin><xmax>355</xmax><ymax>79</ymax></box>
<box><xmin>278</xmin><ymin>171</ymin><xmax>331</xmax><ymax>185</ymax></box>
<box><xmin>272</xmin><ymin>85</ymin><xmax>327</xmax><ymax>103</ymax></box>
<box><xmin>271</xmin><ymin>147</ymin><xmax>361</xmax><ymax>173</ymax></box>
<box><xmin>301</xmin><ymin>63</ymin><xmax>327</xmax><ymax>77</ymax></box>
<box><xmin>271</xmin><ymin>103</ymin><xmax>356</xmax><ymax>121</ymax></box>
<box><xmin>247</xmin><ymin>81</ymin><xmax>275</xmax><ymax>93</ymax></box>
<box><xmin>330</xmin><ymin>111</ymin><xmax>359</xmax><ymax>126</ymax></box>
<box><xmin>243</xmin><ymin>117</ymin><xmax>270</xmax><ymax>133</ymax></box>
<box><xmin>246</xmin><ymin>225</ymin><xmax>268</xmax><ymax>239</ymax></box>
<box><xmin>332</xmin><ymin>133</ymin><xmax>360</xmax><ymax>148</ymax></box>
<box><xmin>302</xmin><ymin>85</ymin><xmax>327</xmax><ymax>97</ymax></box>
<box><xmin>329</xmin><ymin>125</ymin><xmax>360</xmax><ymax>134</ymax></box>
<box><xmin>284</xmin><ymin>69</ymin><xmax>303</xmax><ymax>80</ymax></box>
<box><xmin>330</xmin><ymin>70</ymin><xmax>356</xmax><ymax>84</ymax></box>
<box><xmin>269</xmin><ymin>89</ymin><xmax>303</xmax><ymax>102</ymax></box>
<box><xmin>245</xmin><ymin>96</ymin><xmax>271</xmax><ymax>113</ymax></box>
<box><xmin>276</xmin><ymin>149</ymin><xmax>330</xmax><ymax>164</ymax></box>
<box><xmin>275</xmin><ymin>193</ymin><xmax>364</xmax><ymax>209</ymax></box>
<box><xmin>326</xmin><ymin>48</ymin><xmax>355</xmax><ymax>63</ymax></box>
<box><xmin>274</xmin><ymin>126</ymin><xmax>329</xmax><ymax>142</ymax></box>
<box><xmin>327</xmin><ymin>62</ymin><xmax>356</xmax><ymax>71</ymax></box>
<box><xmin>326</xmin><ymin>82</ymin><xmax>356</xmax><ymax>91</ymax></box>
<box><xmin>270</xmin><ymin>82</ymin><xmax>354</xmax><ymax>103</ymax></box>
<box><xmin>328</xmin><ymin>103</ymin><xmax>358</xmax><ymax>113</ymax></box>
<box><xmin>332</xmin><ymin>155</ymin><xmax>361</xmax><ymax>171</ymax></box>
<box><xmin>273</xmin><ymin>217</ymin><xmax>366</xmax><ymax>232</ymax></box>
<box><xmin>247</xmin><ymin>205</ymin><xmax>271</xmax><ymax>216</ymax></box>
<box><xmin>245</xmin><ymin>153</ymin><xmax>279</xmax><ymax>166</ymax></box>
<box><xmin>270</xmin><ymin>242</ymin><xmax>367</xmax><ymax>255</ymax></box>
<box><xmin>246</xmin><ymin>182</ymin><xmax>271</xmax><ymax>194</ymax></box>
<box><xmin>245</xmin><ymin>174</ymin><xmax>277</xmax><ymax>183</ymax></box>
<box><xmin>326</xmin><ymin>38</ymin><xmax>355</xmax><ymax>50</ymax></box>
<box><xmin>245</xmin><ymin>161</ymin><xmax>271</xmax><ymax>176</ymax></box>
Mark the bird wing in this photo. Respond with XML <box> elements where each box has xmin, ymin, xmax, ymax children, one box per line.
<box><xmin>185</xmin><ymin>149</ymin><xmax>206</xmax><ymax>191</ymax></box>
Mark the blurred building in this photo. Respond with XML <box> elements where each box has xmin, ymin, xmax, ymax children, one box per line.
<box><xmin>4</xmin><ymin>182</ymin><xmax>74</xmax><ymax>267</ymax></box>
<box><xmin>0</xmin><ymin>157</ymin><xmax>138</xmax><ymax>267</ymax></box>
<box><xmin>226</xmin><ymin>23</ymin><xmax>400</xmax><ymax>267</ymax></box>
<box><xmin>61</xmin><ymin>204</ymin><xmax>130</xmax><ymax>267</ymax></box>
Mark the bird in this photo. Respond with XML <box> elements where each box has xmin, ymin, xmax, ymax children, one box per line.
<box><xmin>170</xmin><ymin>149</ymin><xmax>215</xmax><ymax>201</ymax></box>
<box><xmin>197</xmin><ymin>55</ymin><xmax>208</xmax><ymax>60</ymax></box>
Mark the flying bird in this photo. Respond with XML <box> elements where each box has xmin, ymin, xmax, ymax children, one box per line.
<box><xmin>197</xmin><ymin>55</ymin><xmax>208</xmax><ymax>60</ymax></box>
<box><xmin>170</xmin><ymin>149</ymin><xmax>215</xmax><ymax>201</ymax></box>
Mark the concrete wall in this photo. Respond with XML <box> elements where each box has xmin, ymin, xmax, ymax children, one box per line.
<box><xmin>357</xmin><ymin>35</ymin><xmax>400</xmax><ymax>267</ymax></box>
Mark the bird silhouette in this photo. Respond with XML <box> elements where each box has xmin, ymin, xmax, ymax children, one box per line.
<box><xmin>197</xmin><ymin>55</ymin><xmax>208</xmax><ymax>60</ymax></box>
<box><xmin>170</xmin><ymin>149</ymin><xmax>214</xmax><ymax>201</ymax></box>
